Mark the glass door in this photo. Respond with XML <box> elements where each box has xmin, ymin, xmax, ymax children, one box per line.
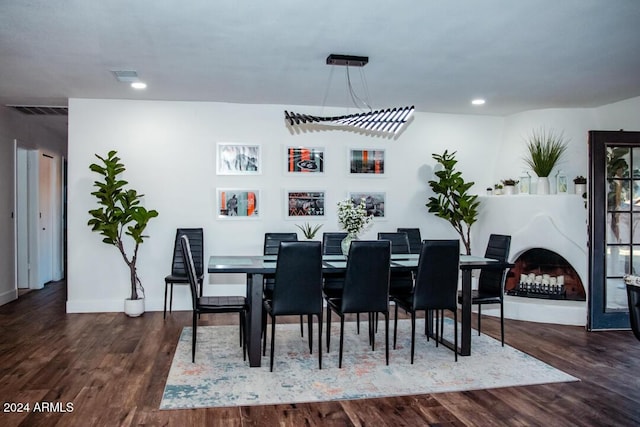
<box><xmin>589</xmin><ymin>130</ymin><xmax>640</xmax><ymax>330</ymax></box>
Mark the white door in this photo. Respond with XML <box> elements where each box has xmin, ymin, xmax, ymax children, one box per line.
<box><xmin>38</xmin><ymin>153</ymin><xmax>54</xmax><ymax>285</ymax></box>
<box><xmin>15</xmin><ymin>146</ymin><xmax>29</xmax><ymax>289</ymax></box>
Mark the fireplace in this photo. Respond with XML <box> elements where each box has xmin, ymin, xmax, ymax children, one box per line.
<box><xmin>473</xmin><ymin>194</ymin><xmax>587</xmax><ymax>326</ymax></box>
<box><xmin>505</xmin><ymin>248</ymin><xmax>586</xmax><ymax>301</ymax></box>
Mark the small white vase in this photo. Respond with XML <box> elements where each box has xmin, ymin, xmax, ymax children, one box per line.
<box><xmin>341</xmin><ymin>233</ymin><xmax>358</xmax><ymax>256</ymax></box>
<box><xmin>503</xmin><ymin>185</ymin><xmax>514</xmax><ymax>195</ymax></box>
<box><xmin>124</xmin><ymin>298</ymin><xmax>145</xmax><ymax>317</ymax></box>
<box><xmin>575</xmin><ymin>183</ymin><xmax>586</xmax><ymax>196</ymax></box>
<box><xmin>536</xmin><ymin>177</ymin><xmax>550</xmax><ymax>195</ymax></box>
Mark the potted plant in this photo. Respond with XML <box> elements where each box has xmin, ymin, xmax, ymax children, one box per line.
<box><xmin>574</xmin><ymin>175</ymin><xmax>587</xmax><ymax>196</ymax></box>
<box><xmin>295</xmin><ymin>222</ymin><xmax>323</xmax><ymax>240</ymax></box>
<box><xmin>87</xmin><ymin>151</ymin><xmax>159</xmax><ymax>317</ymax></box>
<box><xmin>523</xmin><ymin>128</ymin><xmax>569</xmax><ymax>194</ymax></box>
<box><xmin>493</xmin><ymin>183</ymin><xmax>503</xmax><ymax>195</ymax></box>
<box><xmin>426</xmin><ymin>150</ymin><xmax>480</xmax><ymax>255</ymax></box>
<box><xmin>501</xmin><ymin>179</ymin><xmax>519</xmax><ymax>195</ymax></box>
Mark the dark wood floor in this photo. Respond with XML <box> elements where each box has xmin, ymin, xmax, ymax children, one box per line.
<box><xmin>1</xmin><ymin>281</ymin><xmax>639</xmax><ymax>427</ymax></box>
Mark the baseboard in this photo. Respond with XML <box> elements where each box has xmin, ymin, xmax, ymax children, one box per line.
<box><xmin>0</xmin><ymin>288</ymin><xmax>18</xmax><ymax>307</ymax></box>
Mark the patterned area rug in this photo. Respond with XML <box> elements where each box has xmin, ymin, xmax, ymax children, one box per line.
<box><xmin>160</xmin><ymin>319</ymin><xmax>578</xmax><ymax>409</ymax></box>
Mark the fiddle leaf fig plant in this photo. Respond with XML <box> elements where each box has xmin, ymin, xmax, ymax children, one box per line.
<box><xmin>426</xmin><ymin>150</ymin><xmax>479</xmax><ymax>255</ymax></box>
<box><xmin>88</xmin><ymin>150</ymin><xmax>159</xmax><ymax>300</ymax></box>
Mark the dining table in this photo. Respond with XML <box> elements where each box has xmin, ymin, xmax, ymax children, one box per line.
<box><xmin>208</xmin><ymin>253</ymin><xmax>513</xmax><ymax>367</ymax></box>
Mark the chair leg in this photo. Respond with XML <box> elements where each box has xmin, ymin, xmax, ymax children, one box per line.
<box><xmin>500</xmin><ymin>302</ymin><xmax>505</xmax><ymax>346</ymax></box>
<box><xmin>356</xmin><ymin>313</ymin><xmax>360</xmax><ymax>334</ymax></box>
<box><xmin>262</xmin><ymin>306</ymin><xmax>268</xmax><ymax>356</ymax></box>
<box><xmin>326</xmin><ymin>305</ymin><xmax>332</xmax><ymax>352</ymax></box>
<box><xmin>339</xmin><ymin>316</ymin><xmax>345</xmax><ymax>368</ymax></box>
<box><xmin>439</xmin><ymin>309</ymin><xmax>444</xmax><ymax>340</ymax></box>
<box><xmin>241</xmin><ymin>312</ymin><xmax>247</xmax><ymax>361</ymax></box>
<box><xmin>393</xmin><ymin>303</ymin><xmax>399</xmax><ymax>349</ymax></box>
<box><xmin>368</xmin><ymin>312</ymin><xmax>375</xmax><ymax>350</ymax></box>
<box><xmin>410</xmin><ymin>311</ymin><xmax>416</xmax><ymax>364</ymax></box>
<box><xmin>453</xmin><ymin>309</ymin><xmax>458</xmax><ymax>362</ymax></box>
<box><xmin>169</xmin><ymin>283</ymin><xmax>175</xmax><ymax>315</ymax></box>
<box><xmin>192</xmin><ymin>310</ymin><xmax>198</xmax><ymax>363</ymax></box>
<box><xmin>384</xmin><ymin>311</ymin><xmax>389</xmax><ymax>366</ymax></box>
<box><xmin>270</xmin><ymin>314</ymin><xmax>276</xmax><ymax>372</ymax></box>
<box><xmin>477</xmin><ymin>304</ymin><xmax>482</xmax><ymax>335</ymax></box>
<box><xmin>163</xmin><ymin>281</ymin><xmax>169</xmax><ymax>319</ymax></box>
<box><xmin>300</xmin><ymin>314</ymin><xmax>304</xmax><ymax>337</ymax></box>
<box><xmin>435</xmin><ymin>311</ymin><xmax>439</xmax><ymax>347</ymax></box>
<box><xmin>308</xmin><ymin>314</ymin><xmax>313</xmax><ymax>353</ymax></box>
<box><xmin>317</xmin><ymin>313</ymin><xmax>323</xmax><ymax>370</ymax></box>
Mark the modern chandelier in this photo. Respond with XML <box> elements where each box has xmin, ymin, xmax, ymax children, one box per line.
<box><xmin>284</xmin><ymin>54</ymin><xmax>414</xmax><ymax>136</ymax></box>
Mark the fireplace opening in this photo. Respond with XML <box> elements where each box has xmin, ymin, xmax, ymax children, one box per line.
<box><xmin>505</xmin><ymin>248</ymin><xmax>586</xmax><ymax>301</ymax></box>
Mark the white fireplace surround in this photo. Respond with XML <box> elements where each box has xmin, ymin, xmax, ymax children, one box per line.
<box><xmin>473</xmin><ymin>194</ymin><xmax>588</xmax><ymax>326</ymax></box>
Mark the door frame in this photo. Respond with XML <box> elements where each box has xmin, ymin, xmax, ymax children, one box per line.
<box><xmin>588</xmin><ymin>130</ymin><xmax>640</xmax><ymax>330</ymax></box>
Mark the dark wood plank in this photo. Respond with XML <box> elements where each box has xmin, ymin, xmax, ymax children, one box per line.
<box><xmin>0</xmin><ymin>280</ymin><xmax>639</xmax><ymax>426</ymax></box>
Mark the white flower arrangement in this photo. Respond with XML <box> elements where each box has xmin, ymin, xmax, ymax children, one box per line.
<box><xmin>337</xmin><ymin>198</ymin><xmax>372</xmax><ymax>235</ymax></box>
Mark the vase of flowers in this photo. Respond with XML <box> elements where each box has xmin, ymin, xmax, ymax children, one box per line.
<box><xmin>337</xmin><ymin>198</ymin><xmax>372</xmax><ymax>256</ymax></box>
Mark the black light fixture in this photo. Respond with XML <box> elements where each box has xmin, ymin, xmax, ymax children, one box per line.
<box><xmin>285</xmin><ymin>54</ymin><xmax>414</xmax><ymax>136</ymax></box>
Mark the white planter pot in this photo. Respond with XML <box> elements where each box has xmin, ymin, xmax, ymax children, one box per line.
<box><xmin>575</xmin><ymin>183</ymin><xmax>586</xmax><ymax>196</ymax></box>
<box><xmin>124</xmin><ymin>298</ymin><xmax>145</xmax><ymax>317</ymax></box>
<box><xmin>503</xmin><ymin>185</ymin><xmax>515</xmax><ymax>195</ymax></box>
<box><xmin>536</xmin><ymin>177</ymin><xmax>550</xmax><ymax>195</ymax></box>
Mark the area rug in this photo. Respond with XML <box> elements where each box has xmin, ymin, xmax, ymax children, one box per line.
<box><xmin>160</xmin><ymin>319</ymin><xmax>578</xmax><ymax>409</ymax></box>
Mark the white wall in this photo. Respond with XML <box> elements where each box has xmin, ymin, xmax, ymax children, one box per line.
<box><xmin>66</xmin><ymin>96</ymin><xmax>640</xmax><ymax>313</ymax></box>
<box><xmin>66</xmin><ymin>99</ymin><xmax>503</xmax><ymax>312</ymax></box>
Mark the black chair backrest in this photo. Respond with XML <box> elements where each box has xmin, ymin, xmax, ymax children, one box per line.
<box><xmin>478</xmin><ymin>234</ymin><xmax>511</xmax><ymax>296</ymax></box>
<box><xmin>322</xmin><ymin>232</ymin><xmax>347</xmax><ymax>255</ymax></box>
<box><xmin>264</xmin><ymin>232</ymin><xmax>298</xmax><ymax>255</ymax></box>
<box><xmin>627</xmin><ymin>282</ymin><xmax>640</xmax><ymax>342</ymax></box>
<box><xmin>397</xmin><ymin>228</ymin><xmax>422</xmax><ymax>254</ymax></box>
<box><xmin>342</xmin><ymin>240</ymin><xmax>391</xmax><ymax>313</ymax></box>
<box><xmin>179</xmin><ymin>235</ymin><xmax>199</xmax><ymax>310</ymax></box>
<box><xmin>377</xmin><ymin>232</ymin><xmax>410</xmax><ymax>254</ymax></box>
<box><xmin>272</xmin><ymin>241</ymin><xmax>323</xmax><ymax>315</ymax></box>
<box><xmin>172</xmin><ymin>228</ymin><xmax>204</xmax><ymax>277</ymax></box>
<box><xmin>413</xmin><ymin>240</ymin><xmax>460</xmax><ymax>311</ymax></box>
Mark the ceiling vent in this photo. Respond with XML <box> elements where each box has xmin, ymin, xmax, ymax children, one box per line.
<box><xmin>6</xmin><ymin>105</ymin><xmax>68</xmax><ymax>116</ymax></box>
<box><xmin>111</xmin><ymin>69</ymin><xmax>139</xmax><ymax>83</ymax></box>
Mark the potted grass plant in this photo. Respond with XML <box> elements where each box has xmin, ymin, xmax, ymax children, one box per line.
<box><xmin>523</xmin><ymin>128</ymin><xmax>569</xmax><ymax>194</ymax></box>
<box><xmin>295</xmin><ymin>222</ymin><xmax>323</xmax><ymax>240</ymax></box>
<box><xmin>87</xmin><ymin>150</ymin><xmax>159</xmax><ymax>317</ymax></box>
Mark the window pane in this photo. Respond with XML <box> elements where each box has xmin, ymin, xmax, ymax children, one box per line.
<box><xmin>632</xmin><ymin>246</ymin><xmax>640</xmax><ymax>274</ymax></box>
<box><xmin>607</xmin><ymin>147</ymin><xmax>630</xmax><ymax>179</ymax></box>
<box><xmin>607</xmin><ymin>180</ymin><xmax>630</xmax><ymax>211</ymax></box>
<box><xmin>605</xmin><ymin>277</ymin><xmax>628</xmax><ymax>312</ymax></box>
<box><xmin>607</xmin><ymin>213</ymin><xmax>631</xmax><ymax>244</ymax></box>
<box><xmin>606</xmin><ymin>245</ymin><xmax>630</xmax><ymax>276</ymax></box>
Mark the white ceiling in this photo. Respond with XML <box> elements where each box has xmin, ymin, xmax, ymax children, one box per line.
<box><xmin>2</xmin><ymin>0</ymin><xmax>640</xmax><ymax>135</ymax></box>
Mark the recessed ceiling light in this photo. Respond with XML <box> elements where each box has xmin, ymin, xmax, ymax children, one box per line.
<box><xmin>471</xmin><ymin>98</ymin><xmax>486</xmax><ymax>106</ymax></box>
<box><xmin>131</xmin><ymin>82</ymin><xmax>147</xmax><ymax>90</ymax></box>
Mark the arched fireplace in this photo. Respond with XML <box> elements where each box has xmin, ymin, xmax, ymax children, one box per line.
<box><xmin>505</xmin><ymin>248</ymin><xmax>586</xmax><ymax>301</ymax></box>
<box><xmin>473</xmin><ymin>194</ymin><xmax>588</xmax><ymax>326</ymax></box>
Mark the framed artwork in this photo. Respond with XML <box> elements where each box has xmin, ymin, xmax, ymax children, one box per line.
<box><xmin>285</xmin><ymin>146</ymin><xmax>325</xmax><ymax>174</ymax></box>
<box><xmin>349</xmin><ymin>191</ymin><xmax>386</xmax><ymax>218</ymax></box>
<box><xmin>519</xmin><ymin>174</ymin><xmax>531</xmax><ymax>195</ymax></box>
<box><xmin>557</xmin><ymin>174</ymin><xmax>568</xmax><ymax>194</ymax></box>
<box><xmin>285</xmin><ymin>190</ymin><xmax>326</xmax><ymax>218</ymax></box>
<box><xmin>216</xmin><ymin>143</ymin><xmax>261</xmax><ymax>175</ymax></box>
<box><xmin>216</xmin><ymin>189</ymin><xmax>260</xmax><ymax>219</ymax></box>
<box><xmin>349</xmin><ymin>148</ymin><xmax>385</xmax><ymax>175</ymax></box>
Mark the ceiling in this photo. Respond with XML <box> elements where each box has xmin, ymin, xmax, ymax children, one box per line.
<box><xmin>2</xmin><ymin>1</ymin><xmax>640</xmax><ymax>136</ymax></box>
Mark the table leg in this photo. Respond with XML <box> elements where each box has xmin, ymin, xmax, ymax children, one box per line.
<box><xmin>460</xmin><ymin>268</ymin><xmax>472</xmax><ymax>356</ymax></box>
<box><xmin>247</xmin><ymin>273</ymin><xmax>264</xmax><ymax>367</ymax></box>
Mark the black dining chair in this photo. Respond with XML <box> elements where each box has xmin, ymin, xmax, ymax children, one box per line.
<box><xmin>397</xmin><ymin>227</ymin><xmax>422</xmax><ymax>254</ymax></box>
<box><xmin>262</xmin><ymin>233</ymin><xmax>301</xmax><ymax>326</ymax></box>
<box><xmin>164</xmin><ymin>228</ymin><xmax>204</xmax><ymax>319</ymax></box>
<box><xmin>321</xmin><ymin>232</ymin><xmax>348</xmax><ymax>298</ymax></box>
<box><xmin>378</xmin><ymin>232</ymin><xmax>414</xmax><ymax>295</ymax></box>
<box><xmin>262</xmin><ymin>241</ymin><xmax>324</xmax><ymax>371</ymax></box>
<box><xmin>458</xmin><ymin>234</ymin><xmax>511</xmax><ymax>346</ymax></box>
<box><xmin>325</xmin><ymin>240</ymin><xmax>391</xmax><ymax>368</ymax></box>
<box><xmin>625</xmin><ymin>275</ymin><xmax>640</xmax><ymax>342</ymax></box>
<box><xmin>180</xmin><ymin>235</ymin><xmax>248</xmax><ymax>363</ymax></box>
<box><xmin>392</xmin><ymin>240</ymin><xmax>460</xmax><ymax>363</ymax></box>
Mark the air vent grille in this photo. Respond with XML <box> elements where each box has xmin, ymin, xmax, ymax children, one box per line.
<box><xmin>111</xmin><ymin>69</ymin><xmax>139</xmax><ymax>82</ymax></box>
<box><xmin>6</xmin><ymin>105</ymin><xmax>68</xmax><ymax>116</ymax></box>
